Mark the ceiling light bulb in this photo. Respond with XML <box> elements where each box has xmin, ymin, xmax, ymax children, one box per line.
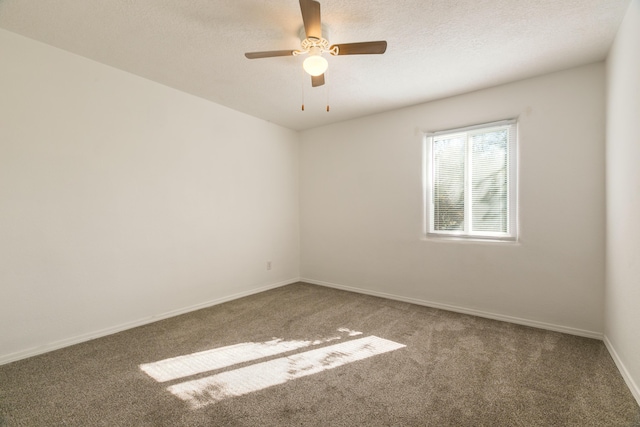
<box><xmin>303</xmin><ymin>54</ymin><xmax>328</xmax><ymax>76</ymax></box>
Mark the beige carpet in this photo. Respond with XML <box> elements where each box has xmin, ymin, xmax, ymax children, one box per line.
<box><xmin>1</xmin><ymin>282</ymin><xmax>639</xmax><ymax>426</ymax></box>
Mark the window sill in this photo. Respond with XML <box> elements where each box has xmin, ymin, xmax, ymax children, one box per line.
<box><xmin>423</xmin><ymin>233</ymin><xmax>519</xmax><ymax>244</ymax></box>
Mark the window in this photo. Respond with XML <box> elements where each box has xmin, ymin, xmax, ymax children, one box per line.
<box><xmin>424</xmin><ymin>119</ymin><xmax>517</xmax><ymax>241</ymax></box>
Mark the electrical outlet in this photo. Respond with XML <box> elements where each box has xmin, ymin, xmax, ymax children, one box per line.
<box><xmin>266</xmin><ymin>261</ymin><xmax>272</xmax><ymax>271</ymax></box>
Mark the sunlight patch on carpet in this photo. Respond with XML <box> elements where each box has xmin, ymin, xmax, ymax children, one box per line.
<box><xmin>167</xmin><ymin>335</ymin><xmax>405</xmax><ymax>408</ymax></box>
<box><xmin>140</xmin><ymin>328</ymin><xmax>363</xmax><ymax>382</ymax></box>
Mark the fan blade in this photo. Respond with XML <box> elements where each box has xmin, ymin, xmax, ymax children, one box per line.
<box><xmin>311</xmin><ymin>74</ymin><xmax>325</xmax><ymax>87</ymax></box>
<box><xmin>300</xmin><ymin>0</ymin><xmax>321</xmax><ymax>39</ymax></box>
<box><xmin>244</xmin><ymin>50</ymin><xmax>295</xmax><ymax>59</ymax></box>
<box><xmin>331</xmin><ymin>41</ymin><xmax>387</xmax><ymax>55</ymax></box>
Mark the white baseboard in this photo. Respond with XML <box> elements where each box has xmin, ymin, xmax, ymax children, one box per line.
<box><xmin>603</xmin><ymin>335</ymin><xmax>640</xmax><ymax>406</ymax></box>
<box><xmin>301</xmin><ymin>278</ymin><xmax>603</xmax><ymax>340</ymax></box>
<box><xmin>0</xmin><ymin>278</ymin><xmax>300</xmax><ymax>366</ymax></box>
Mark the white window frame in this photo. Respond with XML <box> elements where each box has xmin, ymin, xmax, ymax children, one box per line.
<box><xmin>423</xmin><ymin>119</ymin><xmax>518</xmax><ymax>242</ymax></box>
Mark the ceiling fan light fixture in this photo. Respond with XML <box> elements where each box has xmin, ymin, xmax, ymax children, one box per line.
<box><xmin>244</xmin><ymin>0</ymin><xmax>387</xmax><ymax>88</ymax></box>
<box><xmin>303</xmin><ymin>54</ymin><xmax>328</xmax><ymax>76</ymax></box>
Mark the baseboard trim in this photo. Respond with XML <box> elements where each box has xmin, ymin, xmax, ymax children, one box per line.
<box><xmin>603</xmin><ymin>335</ymin><xmax>640</xmax><ymax>406</ymax></box>
<box><xmin>302</xmin><ymin>278</ymin><xmax>603</xmax><ymax>340</ymax></box>
<box><xmin>0</xmin><ymin>278</ymin><xmax>300</xmax><ymax>366</ymax></box>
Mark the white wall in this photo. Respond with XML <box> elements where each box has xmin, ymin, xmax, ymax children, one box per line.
<box><xmin>0</xmin><ymin>29</ymin><xmax>300</xmax><ymax>363</ymax></box>
<box><xmin>301</xmin><ymin>63</ymin><xmax>606</xmax><ymax>337</ymax></box>
<box><xmin>605</xmin><ymin>0</ymin><xmax>640</xmax><ymax>404</ymax></box>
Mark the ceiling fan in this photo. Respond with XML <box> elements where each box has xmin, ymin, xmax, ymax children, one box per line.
<box><xmin>244</xmin><ymin>0</ymin><xmax>387</xmax><ymax>88</ymax></box>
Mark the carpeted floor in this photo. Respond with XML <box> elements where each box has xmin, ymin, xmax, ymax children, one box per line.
<box><xmin>1</xmin><ymin>282</ymin><xmax>639</xmax><ymax>426</ymax></box>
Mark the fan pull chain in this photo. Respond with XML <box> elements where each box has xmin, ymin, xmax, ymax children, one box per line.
<box><xmin>326</xmin><ymin>78</ymin><xmax>330</xmax><ymax>112</ymax></box>
<box><xmin>301</xmin><ymin>66</ymin><xmax>306</xmax><ymax>112</ymax></box>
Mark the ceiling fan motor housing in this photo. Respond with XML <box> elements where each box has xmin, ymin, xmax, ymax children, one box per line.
<box><xmin>296</xmin><ymin>25</ymin><xmax>338</xmax><ymax>56</ymax></box>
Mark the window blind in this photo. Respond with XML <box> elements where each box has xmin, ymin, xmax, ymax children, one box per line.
<box><xmin>470</xmin><ymin>128</ymin><xmax>508</xmax><ymax>233</ymax></box>
<box><xmin>432</xmin><ymin>135</ymin><xmax>465</xmax><ymax>231</ymax></box>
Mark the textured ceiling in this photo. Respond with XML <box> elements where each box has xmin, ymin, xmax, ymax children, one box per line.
<box><xmin>0</xmin><ymin>0</ymin><xmax>631</xmax><ymax>131</ymax></box>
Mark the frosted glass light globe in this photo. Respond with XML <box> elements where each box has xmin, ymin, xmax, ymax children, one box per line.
<box><xmin>303</xmin><ymin>54</ymin><xmax>328</xmax><ymax>76</ymax></box>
